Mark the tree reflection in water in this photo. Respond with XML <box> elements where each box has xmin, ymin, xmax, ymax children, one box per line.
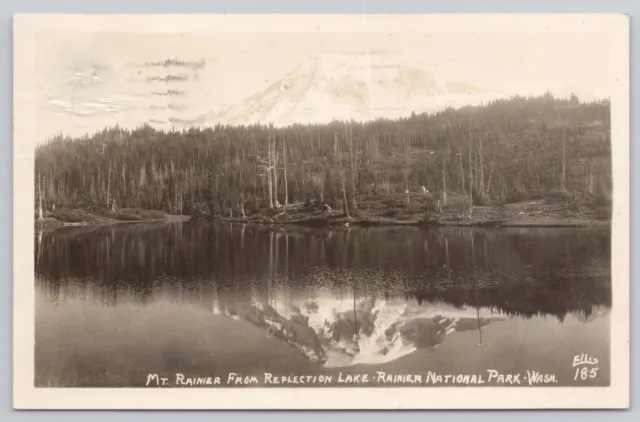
<box><xmin>35</xmin><ymin>222</ymin><xmax>610</xmax><ymax>366</ymax></box>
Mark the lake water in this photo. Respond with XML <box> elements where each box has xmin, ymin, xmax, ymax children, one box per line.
<box><xmin>35</xmin><ymin>222</ymin><xmax>611</xmax><ymax>387</ymax></box>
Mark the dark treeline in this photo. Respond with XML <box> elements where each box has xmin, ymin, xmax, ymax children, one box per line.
<box><xmin>35</xmin><ymin>93</ymin><xmax>612</xmax><ymax>217</ymax></box>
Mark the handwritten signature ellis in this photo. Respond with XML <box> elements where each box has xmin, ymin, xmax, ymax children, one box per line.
<box><xmin>572</xmin><ymin>353</ymin><xmax>599</xmax><ymax>367</ymax></box>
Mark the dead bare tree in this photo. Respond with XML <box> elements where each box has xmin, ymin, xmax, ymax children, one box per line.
<box><xmin>458</xmin><ymin>152</ymin><xmax>466</xmax><ymax>197</ymax></box>
<box><xmin>239</xmin><ymin>193</ymin><xmax>246</xmax><ymax>218</ymax></box>
<box><xmin>37</xmin><ymin>172</ymin><xmax>43</xmax><ymax>220</ymax></box>
<box><xmin>468</xmin><ymin>123</ymin><xmax>474</xmax><ymax>217</ymax></box>
<box><xmin>347</xmin><ymin>123</ymin><xmax>357</xmax><ymax>212</ymax></box>
<box><xmin>479</xmin><ymin>135</ymin><xmax>485</xmax><ymax>195</ymax></box>
<box><xmin>270</xmin><ymin>128</ymin><xmax>279</xmax><ymax>207</ymax></box>
<box><xmin>340</xmin><ymin>170</ymin><xmax>350</xmax><ymax>220</ymax></box>
<box><xmin>106</xmin><ymin>161</ymin><xmax>112</xmax><ymax>210</ymax></box>
<box><xmin>561</xmin><ymin>129</ymin><xmax>567</xmax><ymax>192</ymax></box>
<box><xmin>282</xmin><ymin>129</ymin><xmax>289</xmax><ymax>207</ymax></box>
<box><xmin>401</xmin><ymin>130</ymin><xmax>411</xmax><ymax>192</ymax></box>
<box><xmin>442</xmin><ymin>159</ymin><xmax>447</xmax><ymax>206</ymax></box>
<box><xmin>257</xmin><ymin>137</ymin><xmax>275</xmax><ymax>209</ymax></box>
<box><xmin>486</xmin><ymin>155</ymin><xmax>496</xmax><ymax>195</ymax></box>
<box><xmin>336</xmin><ymin>130</ymin><xmax>351</xmax><ymax>219</ymax></box>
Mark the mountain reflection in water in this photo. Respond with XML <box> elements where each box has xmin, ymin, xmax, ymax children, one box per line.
<box><xmin>35</xmin><ymin>222</ymin><xmax>611</xmax><ymax>386</ymax></box>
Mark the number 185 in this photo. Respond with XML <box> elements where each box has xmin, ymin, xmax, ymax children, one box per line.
<box><xmin>574</xmin><ymin>367</ymin><xmax>599</xmax><ymax>381</ymax></box>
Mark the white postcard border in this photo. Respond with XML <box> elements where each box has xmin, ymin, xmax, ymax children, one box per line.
<box><xmin>12</xmin><ymin>13</ymin><xmax>630</xmax><ymax>410</ymax></box>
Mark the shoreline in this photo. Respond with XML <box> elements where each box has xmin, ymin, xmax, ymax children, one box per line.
<box><xmin>209</xmin><ymin>200</ymin><xmax>610</xmax><ymax>228</ymax></box>
<box><xmin>35</xmin><ymin>214</ymin><xmax>609</xmax><ymax>230</ymax></box>
<box><xmin>35</xmin><ymin>213</ymin><xmax>190</xmax><ymax>230</ymax></box>
<box><xmin>34</xmin><ymin>201</ymin><xmax>610</xmax><ymax>231</ymax></box>
<box><xmin>213</xmin><ymin>216</ymin><xmax>610</xmax><ymax>228</ymax></box>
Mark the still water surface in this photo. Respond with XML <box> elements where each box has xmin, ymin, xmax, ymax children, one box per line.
<box><xmin>35</xmin><ymin>222</ymin><xmax>611</xmax><ymax>387</ymax></box>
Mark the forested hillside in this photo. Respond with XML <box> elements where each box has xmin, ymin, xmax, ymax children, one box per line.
<box><xmin>35</xmin><ymin>93</ymin><xmax>611</xmax><ymax>219</ymax></box>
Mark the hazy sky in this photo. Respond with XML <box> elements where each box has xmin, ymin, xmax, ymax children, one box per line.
<box><xmin>22</xmin><ymin>29</ymin><xmax>610</xmax><ymax>144</ymax></box>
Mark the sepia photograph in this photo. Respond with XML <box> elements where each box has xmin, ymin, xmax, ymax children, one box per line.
<box><xmin>13</xmin><ymin>14</ymin><xmax>629</xmax><ymax>409</ymax></box>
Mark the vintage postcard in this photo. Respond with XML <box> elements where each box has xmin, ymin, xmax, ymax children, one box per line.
<box><xmin>13</xmin><ymin>14</ymin><xmax>629</xmax><ymax>409</ymax></box>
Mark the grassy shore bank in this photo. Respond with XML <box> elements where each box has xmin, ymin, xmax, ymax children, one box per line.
<box><xmin>35</xmin><ymin>208</ymin><xmax>190</xmax><ymax>229</ymax></box>
<box><xmin>35</xmin><ymin>195</ymin><xmax>609</xmax><ymax>230</ymax></box>
<box><xmin>213</xmin><ymin>196</ymin><xmax>610</xmax><ymax>228</ymax></box>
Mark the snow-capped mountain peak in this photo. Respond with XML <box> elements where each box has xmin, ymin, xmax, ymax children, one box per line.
<box><xmin>213</xmin><ymin>292</ymin><xmax>506</xmax><ymax>368</ymax></box>
<box><xmin>210</xmin><ymin>54</ymin><xmax>505</xmax><ymax>127</ymax></box>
